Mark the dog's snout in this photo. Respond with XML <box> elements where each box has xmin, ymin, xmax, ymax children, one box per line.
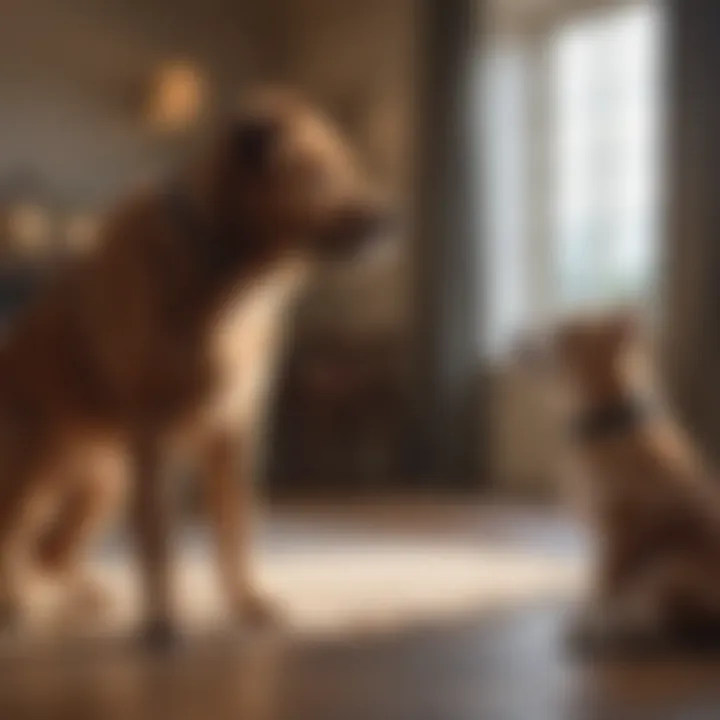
<box><xmin>367</xmin><ymin>205</ymin><xmax>396</xmax><ymax>239</ymax></box>
<box><xmin>319</xmin><ymin>201</ymin><xmax>395</xmax><ymax>259</ymax></box>
<box><xmin>346</xmin><ymin>203</ymin><xmax>394</xmax><ymax>244</ymax></box>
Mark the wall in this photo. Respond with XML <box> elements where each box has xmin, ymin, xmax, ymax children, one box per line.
<box><xmin>0</xmin><ymin>0</ymin><xmax>261</xmax><ymax>210</ymax></box>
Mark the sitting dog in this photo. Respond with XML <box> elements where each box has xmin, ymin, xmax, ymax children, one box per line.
<box><xmin>524</xmin><ymin>311</ymin><xmax>720</xmax><ymax>654</ymax></box>
<box><xmin>0</xmin><ymin>88</ymin><xmax>388</xmax><ymax>644</ymax></box>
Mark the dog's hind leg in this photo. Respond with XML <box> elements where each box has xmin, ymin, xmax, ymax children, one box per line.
<box><xmin>35</xmin><ymin>449</ymin><xmax>127</xmax><ymax>619</ymax></box>
<box><xmin>0</xmin><ymin>489</ymin><xmax>30</xmax><ymax>628</ymax></box>
<box><xmin>0</xmin><ymin>451</ymin><xmax>50</xmax><ymax>629</ymax></box>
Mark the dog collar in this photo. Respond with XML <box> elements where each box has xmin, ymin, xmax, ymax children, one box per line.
<box><xmin>571</xmin><ymin>399</ymin><xmax>649</xmax><ymax>443</ymax></box>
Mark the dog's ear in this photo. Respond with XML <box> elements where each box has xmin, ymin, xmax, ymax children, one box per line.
<box><xmin>231</xmin><ymin>116</ymin><xmax>279</xmax><ymax>174</ymax></box>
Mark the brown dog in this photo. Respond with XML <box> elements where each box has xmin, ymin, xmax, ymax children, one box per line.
<box><xmin>526</xmin><ymin>311</ymin><xmax>720</xmax><ymax>653</ymax></box>
<box><xmin>0</xmin><ymin>89</ymin><xmax>387</xmax><ymax>644</ymax></box>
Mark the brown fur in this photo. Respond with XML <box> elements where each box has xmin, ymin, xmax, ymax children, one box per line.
<box><xmin>552</xmin><ymin>313</ymin><xmax>720</xmax><ymax>651</ymax></box>
<box><xmin>0</xmin><ymin>88</ymin><xmax>386</xmax><ymax>642</ymax></box>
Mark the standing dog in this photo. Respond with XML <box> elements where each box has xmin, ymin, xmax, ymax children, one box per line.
<box><xmin>0</xmin><ymin>89</ymin><xmax>387</xmax><ymax>643</ymax></box>
<box><xmin>524</xmin><ymin>311</ymin><xmax>720</xmax><ymax>654</ymax></box>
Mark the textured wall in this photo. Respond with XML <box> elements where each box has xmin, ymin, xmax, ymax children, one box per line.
<box><xmin>0</xmin><ymin>0</ymin><xmax>261</xmax><ymax>209</ymax></box>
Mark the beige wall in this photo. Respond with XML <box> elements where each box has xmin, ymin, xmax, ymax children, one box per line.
<box><xmin>0</xmin><ymin>0</ymin><xmax>261</xmax><ymax>210</ymax></box>
<box><xmin>0</xmin><ymin>0</ymin><xmax>415</xmax><ymax>322</ymax></box>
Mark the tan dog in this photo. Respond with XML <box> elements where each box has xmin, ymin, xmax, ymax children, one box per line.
<box><xmin>0</xmin><ymin>88</ymin><xmax>387</xmax><ymax>644</ymax></box>
<box><xmin>526</xmin><ymin>311</ymin><xmax>720</xmax><ymax>653</ymax></box>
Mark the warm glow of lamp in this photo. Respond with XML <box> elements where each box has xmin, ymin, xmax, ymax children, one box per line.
<box><xmin>147</xmin><ymin>60</ymin><xmax>205</xmax><ymax>132</ymax></box>
<box><xmin>8</xmin><ymin>203</ymin><xmax>51</xmax><ymax>256</ymax></box>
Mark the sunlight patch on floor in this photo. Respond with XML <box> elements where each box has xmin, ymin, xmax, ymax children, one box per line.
<box><xmin>21</xmin><ymin>530</ymin><xmax>586</xmax><ymax>641</ymax></box>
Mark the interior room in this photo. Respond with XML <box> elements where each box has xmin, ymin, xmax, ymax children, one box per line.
<box><xmin>0</xmin><ymin>0</ymin><xmax>719</xmax><ymax>718</ymax></box>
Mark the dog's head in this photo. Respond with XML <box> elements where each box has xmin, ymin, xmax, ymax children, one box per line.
<box><xmin>200</xmin><ymin>88</ymin><xmax>390</xmax><ymax>264</ymax></box>
<box><xmin>516</xmin><ymin>310</ymin><xmax>645</xmax><ymax>412</ymax></box>
<box><xmin>555</xmin><ymin>312</ymin><xmax>642</xmax><ymax>406</ymax></box>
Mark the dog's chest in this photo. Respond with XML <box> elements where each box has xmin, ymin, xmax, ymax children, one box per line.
<box><xmin>206</xmin><ymin>261</ymin><xmax>307</xmax><ymax>429</ymax></box>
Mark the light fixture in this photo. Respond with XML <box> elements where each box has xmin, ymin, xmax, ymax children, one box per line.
<box><xmin>146</xmin><ymin>60</ymin><xmax>205</xmax><ymax>133</ymax></box>
<box><xmin>8</xmin><ymin>203</ymin><xmax>51</xmax><ymax>257</ymax></box>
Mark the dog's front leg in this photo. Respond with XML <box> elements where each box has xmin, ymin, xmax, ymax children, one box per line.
<box><xmin>202</xmin><ymin>430</ymin><xmax>279</xmax><ymax>627</ymax></box>
<box><xmin>132</xmin><ymin>439</ymin><xmax>177</xmax><ymax>647</ymax></box>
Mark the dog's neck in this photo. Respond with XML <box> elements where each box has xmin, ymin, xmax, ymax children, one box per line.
<box><xmin>160</xmin><ymin>178</ymin><xmax>313</xmax><ymax>340</ymax></box>
<box><xmin>570</xmin><ymin>396</ymin><xmax>650</xmax><ymax>444</ymax></box>
<box><xmin>568</xmin><ymin>350</ymin><xmax>658</xmax><ymax>443</ymax></box>
<box><xmin>166</xmin><ymin>181</ymin><xmax>268</xmax><ymax>276</ymax></box>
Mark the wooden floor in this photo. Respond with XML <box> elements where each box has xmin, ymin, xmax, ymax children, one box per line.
<box><xmin>0</xmin><ymin>502</ymin><xmax>719</xmax><ymax>720</ymax></box>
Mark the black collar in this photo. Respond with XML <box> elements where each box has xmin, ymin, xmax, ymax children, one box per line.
<box><xmin>571</xmin><ymin>399</ymin><xmax>649</xmax><ymax>443</ymax></box>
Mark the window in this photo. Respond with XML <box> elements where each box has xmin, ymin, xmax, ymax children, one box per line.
<box><xmin>482</xmin><ymin>2</ymin><xmax>662</xmax><ymax>355</ymax></box>
<box><xmin>551</xmin><ymin>3</ymin><xmax>661</xmax><ymax>310</ymax></box>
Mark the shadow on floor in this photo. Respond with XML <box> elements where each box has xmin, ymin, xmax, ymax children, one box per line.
<box><xmin>1</xmin><ymin>600</ymin><xmax>720</xmax><ymax>720</ymax></box>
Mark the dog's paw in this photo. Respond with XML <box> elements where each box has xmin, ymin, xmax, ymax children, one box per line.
<box><xmin>565</xmin><ymin>613</ymin><xmax>609</xmax><ymax>657</ymax></box>
<box><xmin>565</xmin><ymin>605</ymin><xmax>666</xmax><ymax>659</ymax></box>
<box><xmin>233</xmin><ymin>591</ymin><xmax>284</xmax><ymax>630</ymax></box>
